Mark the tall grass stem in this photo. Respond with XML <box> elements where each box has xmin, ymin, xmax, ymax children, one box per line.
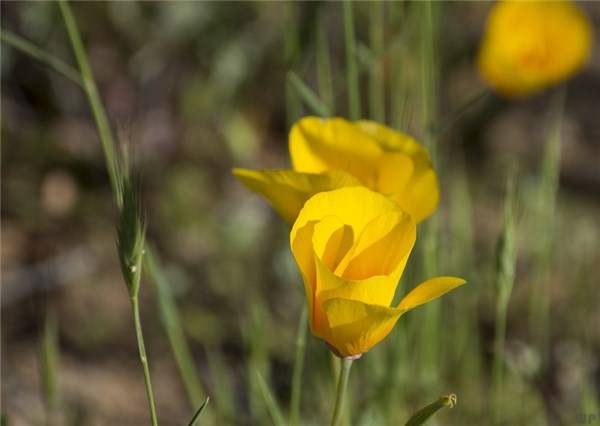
<box><xmin>284</xmin><ymin>1</ymin><xmax>302</xmax><ymax>127</ymax></box>
<box><xmin>368</xmin><ymin>2</ymin><xmax>385</xmax><ymax>122</ymax></box>
<box><xmin>529</xmin><ymin>88</ymin><xmax>566</xmax><ymax>359</ymax></box>
<box><xmin>417</xmin><ymin>0</ymin><xmax>441</xmax><ymax>386</ymax></box>
<box><xmin>40</xmin><ymin>309</ymin><xmax>60</xmax><ymax>416</ymax></box>
<box><xmin>343</xmin><ymin>0</ymin><xmax>361</xmax><ymax>120</ymax></box>
<box><xmin>256</xmin><ymin>371</ymin><xmax>287</xmax><ymax>426</ymax></box>
<box><xmin>492</xmin><ymin>166</ymin><xmax>518</xmax><ymax>423</ymax></box>
<box><xmin>58</xmin><ymin>0</ymin><xmax>121</xmax><ymax>207</ymax></box>
<box><xmin>316</xmin><ymin>13</ymin><xmax>335</xmax><ymax>114</ymax></box>
<box><xmin>131</xmin><ymin>295</ymin><xmax>159</xmax><ymax>426</ymax></box>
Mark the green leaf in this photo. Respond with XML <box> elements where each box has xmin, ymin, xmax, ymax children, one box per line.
<box><xmin>187</xmin><ymin>396</ymin><xmax>210</xmax><ymax>426</ymax></box>
<box><xmin>404</xmin><ymin>394</ymin><xmax>457</xmax><ymax>426</ymax></box>
<box><xmin>287</xmin><ymin>71</ymin><xmax>330</xmax><ymax>118</ymax></box>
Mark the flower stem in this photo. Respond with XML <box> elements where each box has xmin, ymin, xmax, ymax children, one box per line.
<box><xmin>330</xmin><ymin>358</ymin><xmax>353</xmax><ymax>426</ymax></box>
<box><xmin>131</xmin><ymin>295</ymin><xmax>159</xmax><ymax>426</ymax></box>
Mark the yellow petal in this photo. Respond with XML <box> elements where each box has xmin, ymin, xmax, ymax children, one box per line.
<box><xmin>355</xmin><ymin>120</ymin><xmax>439</xmax><ymax>222</ymax></box>
<box><xmin>290</xmin><ymin>186</ymin><xmax>402</xmax><ymax>248</ymax></box>
<box><xmin>289</xmin><ymin>117</ymin><xmax>382</xmax><ymax>186</ymax></box>
<box><xmin>375</xmin><ymin>153</ymin><xmax>414</xmax><ymax>195</ymax></box>
<box><xmin>336</xmin><ymin>211</ymin><xmax>415</xmax><ymax>281</ymax></box>
<box><xmin>398</xmin><ymin>276</ymin><xmax>467</xmax><ymax>311</ymax></box>
<box><xmin>233</xmin><ymin>168</ymin><xmax>360</xmax><ymax>224</ymax></box>
<box><xmin>323</xmin><ymin>298</ymin><xmax>405</xmax><ymax>357</ymax></box>
<box><xmin>356</xmin><ymin>120</ymin><xmax>428</xmax><ymax>158</ymax></box>
<box><xmin>311</xmin><ymin>212</ymin><xmax>404</xmax><ymax>337</ymax></box>
<box><xmin>392</xmin><ymin>168</ymin><xmax>439</xmax><ymax>224</ymax></box>
<box><xmin>317</xmin><ymin>262</ymin><xmax>398</xmax><ymax>308</ymax></box>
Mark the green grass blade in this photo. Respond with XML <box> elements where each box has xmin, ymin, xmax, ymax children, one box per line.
<box><xmin>40</xmin><ymin>309</ymin><xmax>60</xmax><ymax>414</ymax></box>
<box><xmin>255</xmin><ymin>371</ymin><xmax>286</xmax><ymax>426</ymax></box>
<box><xmin>58</xmin><ymin>0</ymin><xmax>122</xmax><ymax>206</ymax></box>
<box><xmin>0</xmin><ymin>29</ymin><xmax>83</xmax><ymax>86</ymax></box>
<box><xmin>315</xmin><ymin>11</ymin><xmax>335</xmax><ymax>115</ymax></box>
<box><xmin>417</xmin><ymin>0</ymin><xmax>441</xmax><ymax>388</ymax></box>
<box><xmin>145</xmin><ymin>247</ymin><xmax>207</xmax><ymax>410</ymax></box>
<box><xmin>284</xmin><ymin>1</ymin><xmax>302</xmax><ymax>127</ymax></box>
<box><xmin>343</xmin><ymin>0</ymin><xmax>361</xmax><ymax>120</ymax></box>
<box><xmin>492</xmin><ymin>166</ymin><xmax>519</xmax><ymax>423</ymax></box>
<box><xmin>205</xmin><ymin>348</ymin><xmax>235</xmax><ymax>420</ymax></box>
<box><xmin>186</xmin><ymin>397</ymin><xmax>210</xmax><ymax>426</ymax></box>
<box><xmin>368</xmin><ymin>1</ymin><xmax>385</xmax><ymax>122</ymax></box>
<box><xmin>529</xmin><ymin>88</ymin><xmax>566</xmax><ymax>359</ymax></box>
<box><xmin>287</xmin><ymin>72</ymin><xmax>331</xmax><ymax>118</ymax></box>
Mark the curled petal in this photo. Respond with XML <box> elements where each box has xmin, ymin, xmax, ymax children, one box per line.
<box><xmin>291</xmin><ymin>186</ymin><xmax>403</xmax><ymax>248</ymax></box>
<box><xmin>336</xmin><ymin>211</ymin><xmax>415</xmax><ymax>281</ymax></box>
<box><xmin>398</xmin><ymin>276</ymin><xmax>467</xmax><ymax>311</ymax></box>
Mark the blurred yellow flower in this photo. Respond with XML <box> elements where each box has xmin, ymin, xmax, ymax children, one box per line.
<box><xmin>478</xmin><ymin>0</ymin><xmax>593</xmax><ymax>97</ymax></box>
<box><xmin>234</xmin><ymin>117</ymin><xmax>439</xmax><ymax>224</ymax></box>
<box><xmin>290</xmin><ymin>186</ymin><xmax>465</xmax><ymax>358</ymax></box>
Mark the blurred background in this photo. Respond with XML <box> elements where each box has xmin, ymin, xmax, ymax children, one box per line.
<box><xmin>2</xmin><ymin>2</ymin><xmax>599</xmax><ymax>425</ymax></box>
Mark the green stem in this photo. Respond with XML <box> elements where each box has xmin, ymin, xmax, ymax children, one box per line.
<box><xmin>492</xmin><ymin>303</ymin><xmax>508</xmax><ymax>421</ymax></box>
<box><xmin>131</xmin><ymin>296</ymin><xmax>159</xmax><ymax>426</ymax></box>
<box><xmin>330</xmin><ymin>358</ymin><xmax>353</xmax><ymax>426</ymax></box>
<box><xmin>368</xmin><ymin>1</ymin><xmax>385</xmax><ymax>122</ymax></box>
<box><xmin>287</xmin><ymin>72</ymin><xmax>331</xmax><ymax>118</ymax></box>
<box><xmin>492</xmin><ymin>167</ymin><xmax>518</xmax><ymax>423</ymax></box>
<box><xmin>0</xmin><ymin>29</ymin><xmax>83</xmax><ymax>86</ymax></box>
<box><xmin>40</xmin><ymin>308</ymin><xmax>60</xmax><ymax>416</ymax></box>
<box><xmin>316</xmin><ymin>11</ymin><xmax>334</xmax><ymax>115</ymax></box>
<box><xmin>58</xmin><ymin>0</ymin><xmax>121</xmax><ymax>207</ymax></box>
<box><xmin>418</xmin><ymin>0</ymin><xmax>440</xmax><ymax>388</ymax></box>
<box><xmin>529</xmin><ymin>88</ymin><xmax>565</xmax><ymax>361</ymax></box>
<box><xmin>284</xmin><ymin>1</ymin><xmax>302</xmax><ymax>128</ymax></box>
<box><xmin>389</xmin><ymin>2</ymin><xmax>408</xmax><ymax>129</ymax></box>
<box><xmin>289</xmin><ymin>306</ymin><xmax>308</xmax><ymax>426</ymax></box>
<box><xmin>343</xmin><ymin>0</ymin><xmax>360</xmax><ymax>120</ymax></box>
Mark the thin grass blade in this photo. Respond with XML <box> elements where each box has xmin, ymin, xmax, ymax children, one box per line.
<box><xmin>186</xmin><ymin>397</ymin><xmax>210</xmax><ymax>426</ymax></box>
<box><xmin>255</xmin><ymin>371</ymin><xmax>286</xmax><ymax>426</ymax></box>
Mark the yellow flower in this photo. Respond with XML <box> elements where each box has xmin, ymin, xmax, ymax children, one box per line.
<box><xmin>290</xmin><ymin>186</ymin><xmax>465</xmax><ymax>358</ymax></box>
<box><xmin>233</xmin><ymin>116</ymin><xmax>439</xmax><ymax>225</ymax></box>
<box><xmin>478</xmin><ymin>0</ymin><xmax>592</xmax><ymax>97</ymax></box>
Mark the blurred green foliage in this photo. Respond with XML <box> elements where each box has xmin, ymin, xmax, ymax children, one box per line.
<box><xmin>2</xmin><ymin>2</ymin><xmax>600</xmax><ymax>425</ymax></box>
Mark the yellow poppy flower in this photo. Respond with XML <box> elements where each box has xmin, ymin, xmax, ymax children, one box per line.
<box><xmin>234</xmin><ymin>117</ymin><xmax>439</xmax><ymax>224</ymax></box>
<box><xmin>290</xmin><ymin>186</ymin><xmax>465</xmax><ymax>358</ymax></box>
<box><xmin>478</xmin><ymin>0</ymin><xmax>592</xmax><ymax>97</ymax></box>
